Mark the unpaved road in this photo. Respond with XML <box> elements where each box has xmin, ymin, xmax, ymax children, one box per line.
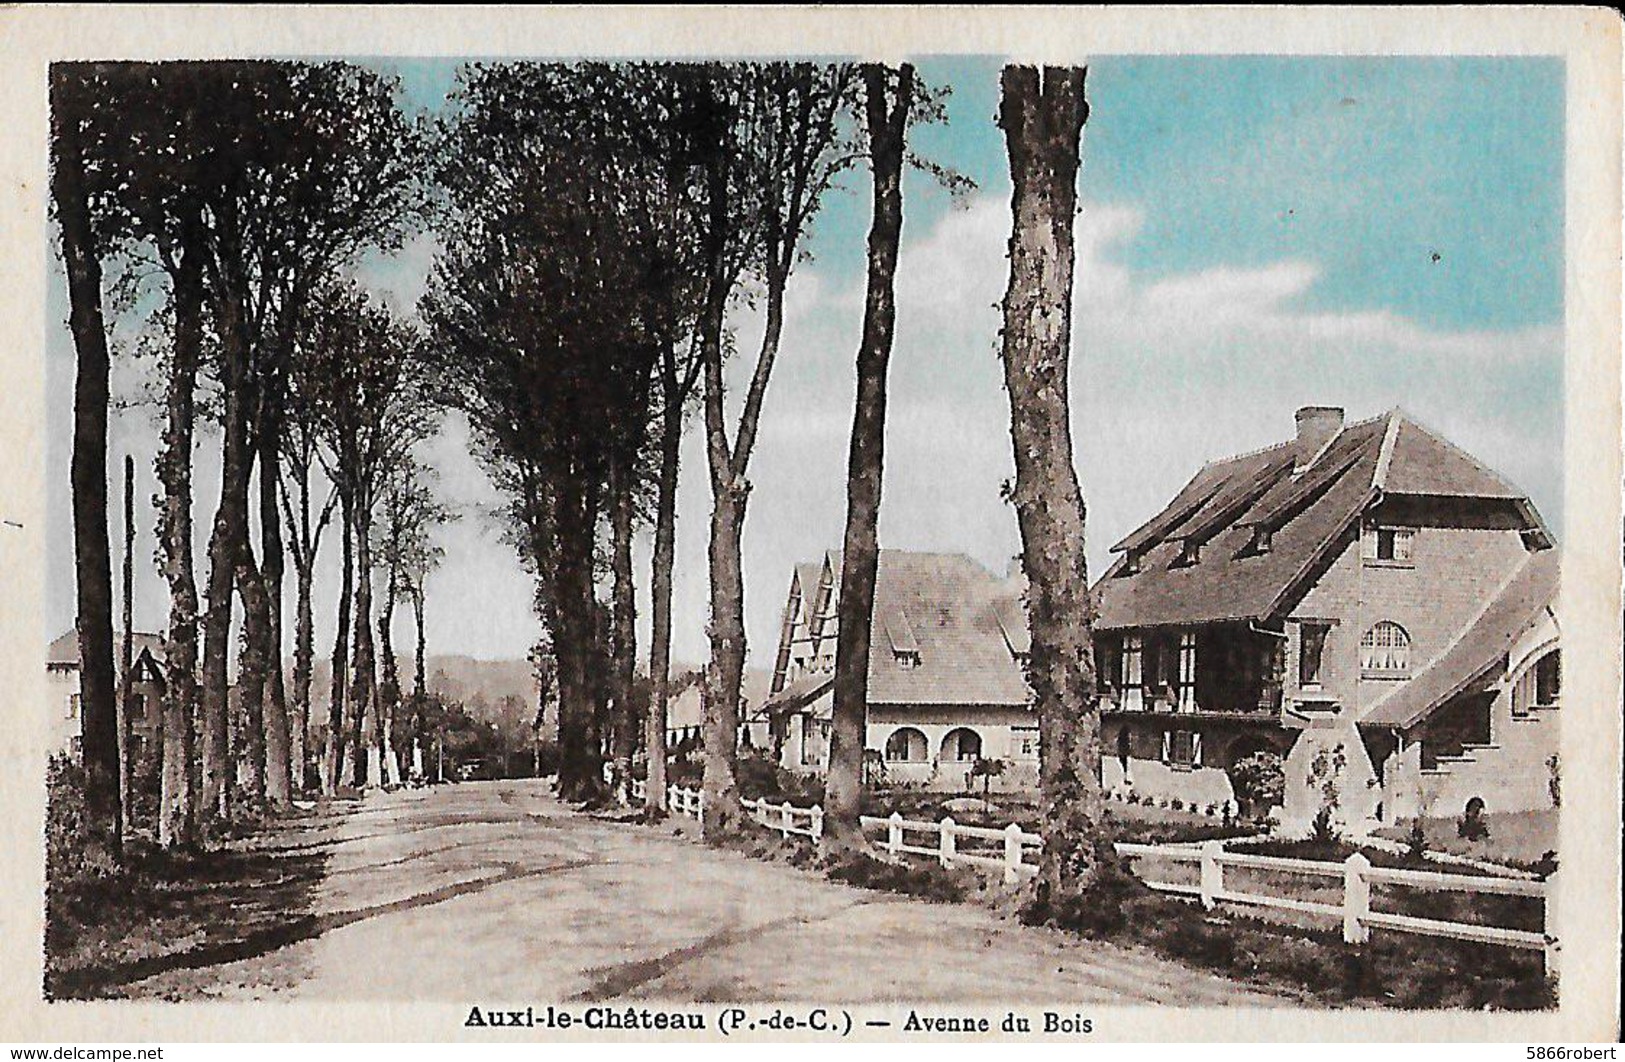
<box><xmin>122</xmin><ymin>779</ymin><xmax>1296</xmax><ymax>1004</ymax></box>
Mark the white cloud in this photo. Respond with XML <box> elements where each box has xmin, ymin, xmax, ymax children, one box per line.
<box><xmin>671</xmin><ymin>192</ymin><xmax>1561</xmax><ymax>668</ymax></box>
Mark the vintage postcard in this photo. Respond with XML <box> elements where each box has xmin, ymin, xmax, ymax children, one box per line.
<box><xmin>0</xmin><ymin>4</ymin><xmax>1620</xmax><ymax>1046</ymax></box>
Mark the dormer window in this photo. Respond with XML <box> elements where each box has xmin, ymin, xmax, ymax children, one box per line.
<box><xmin>1251</xmin><ymin>527</ymin><xmax>1273</xmax><ymax>554</ymax></box>
<box><xmin>1363</xmin><ymin>526</ymin><xmax>1414</xmax><ymax>565</ymax></box>
<box><xmin>893</xmin><ymin>649</ymin><xmax>921</xmax><ymax>669</ymax></box>
<box><xmin>1121</xmin><ymin>550</ymin><xmax>1142</xmax><ymax>575</ymax></box>
<box><xmin>1174</xmin><ymin>540</ymin><xmax>1200</xmax><ymax>567</ymax></box>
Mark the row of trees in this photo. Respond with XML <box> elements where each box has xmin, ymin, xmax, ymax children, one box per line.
<box><xmin>52</xmin><ymin>61</ymin><xmax>450</xmax><ymax>855</ymax></box>
<box><xmin>420</xmin><ymin>60</ymin><xmax>1109</xmax><ymax>904</ymax></box>
<box><xmin>56</xmin><ymin>58</ymin><xmax>1109</xmax><ymax>908</ymax></box>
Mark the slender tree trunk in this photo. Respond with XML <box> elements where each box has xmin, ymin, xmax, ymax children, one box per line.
<box><xmin>412</xmin><ymin>580</ymin><xmax>426</xmax><ymax>702</ymax></box>
<box><xmin>350</xmin><ymin>498</ymin><xmax>377</xmax><ymax>787</ymax></box>
<box><xmin>645</xmin><ymin>349</ymin><xmax>682</xmax><ymax>817</ymax></box>
<box><xmin>997</xmin><ymin>65</ymin><xmax>1103</xmax><ymax>905</ymax></box>
<box><xmin>291</xmin><ymin>561</ymin><xmax>314</xmax><ymax>794</ymax></box>
<box><xmin>411</xmin><ymin>579</ymin><xmax>426</xmax><ymax>777</ymax></box>
<box><xmin>826</xmin><ymin>64</ymin><xmax>913</xmax><ymax>853</ymax></box>
<box><xmin>156</xmin><ymin>242</ymin><xmax>203</xmax><ymax>848</ymax></box>
<box><xmin>119</xmin><ymin>454</ymin><xmax>134</xmax><ymax>839</ymax></box>
<box><xmin>200</xmin><ymin>482</ymin><xmax>235</xmax><ymax>820</ymax></box>
<box><xmin>259</xmin><ymin>416</ymin><xmax>292</xmax><ymax>806</ymax></box>
<box><xmin>378</xmin><ymin>560</ymin><xmax>401</xmax><ymax>784</ymax></box>
<box><xmin>325</xmin><ymin>495</ymin><xmax>353</xmax><ymax>795</ymax></box>
<box><xmin>201</xmin><ymin>279</ymin><xmax>257</xmax><ymax>822</ymax></box>
<box><xmin>54</xmin><ymin>82</ymin><xmax>122</xmax><ymax>859</ymax></box>
<box><xmin>608</xmin><ymin>456</ymin><xmax>638</xmax><ymax>804</ymax></box>
<box><xmin>234</xmin><ymin>530</ymin><xmax>270</xmax><ymax>807</ymax></box>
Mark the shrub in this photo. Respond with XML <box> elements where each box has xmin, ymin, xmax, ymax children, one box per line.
<box><xmin>824</xmin><ymin>851</ymin><xmax>974</xmax><ymax>903</ymax></box>
<box><xmin>1019</xmin><ymin>843</ymin><xmax>1147</xmax><ymax>938</ymax></box>
<box><xmin>1406</xmin><ymin>819</ymin><xmax>1429</xmax><ymax>859</ymax></box>
<box><xmin>1170</xmin><ymin>798</ymin><xmax>1184</xmax><ymax>812</ymax></box>
<box><xmin>1227</xmin><ymin>750</ymin><xmax>1285</xmax><ymax>820</ymax></box>
<box><xmin>1457</xmin><ymin>798</ymin><xmax>1490</xmax><ymax>842</ymax></box>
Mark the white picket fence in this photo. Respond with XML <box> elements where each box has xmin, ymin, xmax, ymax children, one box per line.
<box><xmin>658</xmin><ymin>785</ymin><xmax>1557</xmax><ymax>971</ymax></box>
<box><xmin>1116</xmin><ymin>839</ymin><xmax>1560</xmax><ymax>975</ymax></box>
<box><xmin>663</xmin><ymin>786</ymin><xmax>1043</xmax><ymax>884</ymax></box>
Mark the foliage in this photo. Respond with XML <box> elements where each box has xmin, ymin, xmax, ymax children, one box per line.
<box><xmin>1227</xmin><ymin>751</ymin><xmax>1285</xmax><ymax>819</ymax></box>
<box><xmin>1406</xmin><ymin>819</ymin><xmax>1429</xmax><ymax>859</ymax></box>
<box><xmin>735</xmin><ymin>748</ymin><xmax>824</xmax><ymax>805</ymax></box>
<box><xmin>1306</xmin><ymin>742</ymin><xmax>1349</xmax><ymax>843</ymax></box>
<box><xmin>824</xmin><ymin>851</ymin><xmax>976</xmax><ymax>904</ymax></box>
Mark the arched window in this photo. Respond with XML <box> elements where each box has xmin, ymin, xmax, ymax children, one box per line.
<box><xmin>1360</xmin><ymin>621</ymin><xmax>1411</xmax><ymax>674</ymax></box>
<box><xmin>884</xmin><ymin>727</ymin><xmax>927</xmax><ymax>762</ymax></box>
<box><xmin>941</xmin><ymin>727</ymin><xmax>982</xmax><ymax>762</ymax></box>
<box><xmin>1513</xmin><ymin>649</ymin><xmax>1561</xmax><ymax>715</ymax></box>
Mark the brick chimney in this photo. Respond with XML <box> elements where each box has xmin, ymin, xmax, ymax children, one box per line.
<box><xmin>1293</xmin><ymin>406</ymin><xmax>1344</xmax><ymax>471</ymax></box>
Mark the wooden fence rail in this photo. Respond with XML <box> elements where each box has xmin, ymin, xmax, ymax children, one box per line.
<box><xmin>1115</xmin><ymin>838</ymin><xmax>1559</xmax><ymax>976</ymax></box>
<box><xmin>658</xmin><ymin>787</ymin><xmax>1556</xmax><ymax>974</ymax></box>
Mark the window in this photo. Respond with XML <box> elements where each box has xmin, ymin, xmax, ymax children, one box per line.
<box><xmin>1095</xmin><ymin>638</ymin><xmax>1120</xmax><ymax>693</ymax></box>
<box><xmin>1162</xmin><ymin>729</ymin><xmax>1200</xmax><ymax>768</ymax></box>
<box><xmin>893</xmin><ymin>649</ymin><xmax>921</xmax><ymax>669</ymax></box>
<box><xmin>1360</xmin><ymin>622</ymin><xmax>1411</xmax><ymax>674</ymax></box>
<box><xmin>942</xmin><ymin>727</ymin><xmax>982</xmax><ymax>762</ymax></box>
<box><xmin>1514</xmin><ymin>650</ymin><xmax>1561</xmax><ymax>716</ymax></box>
<box><xmin>1121</xmin><ymin>635</ymin><xmax>1144</xmax><ymax>711</ymax></box>
<box><xmin>884</xmin><ymin>727</ymin><xmax>927</xmax><ymax>762</ymax></box>
<box><xmin>1175</xmin><ymin>540</ymin><xmax>1200</xmax><ymax>566</ymax></box>
<box><xmin>1122</xmin><ymin>551</ymin><xmax>1142</xmax><ymax>575</ymax></box>
<box><xmin>1013</xmin><ymin>726</ymin><xmax>1039</xmax><ymax>760</ymax></box>
<box><xmin>1536</xmin><ymin>651</ymin><xmax>1561</xmax><ymax>704</ymax></box>
<box><xmin>1251</xmin><ymin>527</ymin><xmax>1274</xmax><ymax>554</ymax></box>
<box><xmin>1299</xmin><ymin>622</ymin><xmax>1330</xmax><ymax>687</ymax></box>
<box><xmin>1364</xmin><ymin>526</ymin><xmax>1414</xmax><ymax>563</ymax></box>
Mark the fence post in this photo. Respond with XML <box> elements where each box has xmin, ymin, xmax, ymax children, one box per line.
<box><xmin>888</xmin><ymin>812</ymin><xmax>903</xmax><ymax>855</ymax></box>
<box><xmin>1003</xmin><ymin>823</ymin><xmax>1024</xmax><ymax>885</ymax></box>
<box><xmin>1543</xmin><ymin>866</ymin><xmax>1561</xmax><ymax>981</ymax></box>
<box><xmin>939</xmin><ymin>816</ymin><xmax>957</xmax><ymax>868</ymax></box>
<box><xmin>780</xmin><ymin>801</ymin><xmax>792</xmax><ymax>838</ymax></box>
<box><xmin>1343</xmin><ymin>852</ymin><xmax>1370</xmax><ymax>944</ymax></box>
<box><xmin>810</xmin><ymin>804</ymin><xmax>824</xmax><ymax>843</ymax></box>
<box><xmin>696</xmin><ymin>788</ymin><xmax>705</xmax><ymax>823</ymax></box>
<box><xmin>1199</xmin><ymin>839</ymin><xmax>1224</xmax><ymax>910</ymax></box>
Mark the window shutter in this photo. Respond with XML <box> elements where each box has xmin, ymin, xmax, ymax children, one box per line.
<box><xmin>1192</xmin><ymin>732</ymin><xmax>1204</xmax><ymax>767</ymax></box>
<box><xmin>1159</xmin><ymin>731</ymin><xmax>1171</xmax><ymax>763</ymax></box>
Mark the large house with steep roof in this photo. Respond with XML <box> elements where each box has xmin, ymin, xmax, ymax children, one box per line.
<box><xmin>46</xmin><ymin>628</ymin><xmax>168</xmax><ymax>760</ymax></box>
<box><xmin>1092</xmin><ymin>405</ymin><xmax>1560</xmax><ymax>833</ymax></box>
<box><xmin>758</xmin><ymin>550</ymin><xmax>1037</xmax><ymax>792</ymax></box>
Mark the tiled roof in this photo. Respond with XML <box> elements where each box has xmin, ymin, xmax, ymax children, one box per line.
<box><xmin>769</xmin><ymin>551</ymin><xmax>1032</xmax><ymax>709</ymax></box>
<box><xmin>47</xmin><ymin>629</ymin><xmax>166</xmax><ymax>667</ymax></box>
<box><xmin>1360</xmin><ymin>549</ymin><xmax>1560</xmax><ymax>729</ymax></box>
<box><xmin>1094</xmin><ymin>409</ymin><xmax>1552</xmax><ymax>630</ymax></box>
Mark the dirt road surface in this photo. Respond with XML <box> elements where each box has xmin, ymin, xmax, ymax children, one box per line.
<box><xmin>122</xmin><ymin>779</ymin><xmax>1297</xmax><ymax>1005</ymax></box>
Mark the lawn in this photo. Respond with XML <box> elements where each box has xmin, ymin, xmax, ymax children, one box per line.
<box><xmin>1371</xmin><ymin>809</ymin><xmax>1558</xmax><ymax>868</ymax></box>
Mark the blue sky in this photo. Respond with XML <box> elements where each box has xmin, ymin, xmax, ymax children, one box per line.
<box><xmin>47</xmin><ymin>55</ymin><xmax>1565</xmax><ymax>667</ymax></box>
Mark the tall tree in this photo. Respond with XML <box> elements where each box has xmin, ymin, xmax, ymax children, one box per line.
<box><xmin>694</xmin><ymin>63</ymin><xmax>862</xmax><ymax>839</ymax></box>
<box><xmin>304</xmin><ymin>282</ymin><xmax>432</xmax><ymax>789</ymax></box>
<box><xmin>50</xmin><ymin>64</ymin><xmax>123</xmax><ymax>859</ymax></box>
<box><xmin>429</xmin><ymin>63</ymin><xmax>691</xmax><ymax>803</ymax></box>
<box><xmin>823</xmin><ymin>63</ymin><xmax>915</xmax><ymax>853</ymax></box>
<box><xmin>375</xmin><ymin>458</ymin><xmax>451</xmax><ymax>781</ymax></box>
<box><xmin>996</xmin><ymin>66</ymin><xmax>1104</xmax><ymax>906</ymax></box>
<box><xmin>278</xmin><ymin>366</ymin><xmax>339</xmax><ymax>794</ymax></box>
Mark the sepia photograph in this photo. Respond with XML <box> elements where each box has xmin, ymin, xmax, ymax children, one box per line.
<box><xmin>0</xmin><ymin>4</ymin><xmax>1619</xmax><ymax>1046</ymax></box>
